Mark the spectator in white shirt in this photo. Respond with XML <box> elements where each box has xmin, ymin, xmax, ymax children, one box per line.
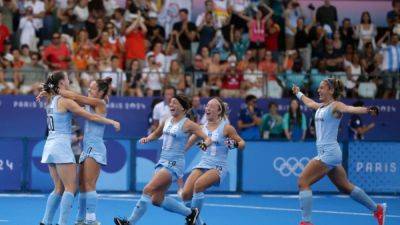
<box><xmin>73</xmin><ymin>0</ymin><xmax>89</xmax><ymax>23</ymax></box>
<box><xmin>103</xmin><ymin>0</ymin><xmax>119</xmax><ymax>17</ymax></box>
<box><xmin>101</xmin><ymin>55</ymin><xmax>127</xmax><ymax>95</ymax></box>
<box><xmin>152</xmin><ymin>86</ymin><xmax>175</xmax><ymax>128</ymax></box>
<box><xmin>196</xmin><ymin>0</ymin><xmax>217</xmax><ymax>27</ymax></box>
<box><xmin>24</xmin><ymin>0</ymin><xmax>45</xmax><ymax>29</ymax></box>
<box><xmin>146</xmin><ymin>41</ymin><xmax>166</xmax><ymax>72</ymax></box>
<box><xmin>141</xmin><ymin>54</ymin><xmax>165</xmax><ymax>96</ymax></box>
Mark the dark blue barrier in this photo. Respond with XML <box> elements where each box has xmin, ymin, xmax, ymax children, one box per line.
<box><xmin>135</xmin><ymin>140</ymin><xmax>238</xmax><ymax>192</ymax></box>
<box><xmin>242</xmin><ymin>142</ymin><xmax>337</xmax><ymax>193</ymax></box>
<box><xmin>1</xmin><ymin>95</ymin><xmax>399</xmax><ymax>140</ymax></box>
<box><xmin>0</xmin><ymin>139</ymin><xmax>23</xmax><ymax>191</ymax></box>
<box><xmin>29</xmin><ymin>139</ymin><xmax>131</xmax><ymax>191</ymax></box>
<box><xmin>348</xmin><ymin>142</ymin><xmax>400</xmax><ymax>194</ymax></box>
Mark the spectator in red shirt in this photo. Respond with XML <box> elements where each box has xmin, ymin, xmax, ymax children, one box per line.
<box><xmin>265</xmin><ymin>18</ymin><xmax>280</xmax><ymax>61</ymax></box>
<box><xmin>0</xmin><ymin>12</ymin><xmax>10</xmax><ymax>55</ymax></box>
<box><xmin>43</xmin><ymin>32</ymin><xmax>71</xmax><ymax>70</ymax></box>
<box><xmin>221</xmin><ymin>56</ymin><xmax>243</xmax><ymax>98</ymax></box>
<box><xmin>258</xmin><ymin>51</ymin><xmax>278</xmax><ymax>81</ymax></box>
<box><xmin>125</xmin><ymin>13</ymin><xmax>147</xmax><ymax>69</ymax></box>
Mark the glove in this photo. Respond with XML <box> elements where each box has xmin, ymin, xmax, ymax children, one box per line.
<box><xmin>225</xmin><ymin>138</ymin><xmax>238</xmax><ymax>149</ymax></box>
<box><xmin>368</xmin><ymin>106</ymin><xmax>379</xmax><ymax>116</ymax></box>
<box><xmin>197</xmin><ymin>141</ymin><xmax>208</xmax><ymax>151</ymax></box>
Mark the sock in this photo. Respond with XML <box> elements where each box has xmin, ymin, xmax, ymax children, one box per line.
<box><xmin>76</xmin><ymin>192</ymin><xmax>87</xmax><ymax>222</ymax></box>
<box><xmin>184</xmin><ymin>200</ymin><xmax>191</xmax><ymax>208</ymax></box>
<box><xmin>85</xmin><ymin>191</ymin><xmax>97</xmax><ymax>223</ymax></box>
<box><xmin>128</xmin><ymin>194</ymin><xmax>151</xmax><ymax>224</ymax></box>
<box><xmin>58</xmin><ymin>192</ymin><xmax>75</xmax><ymax>225</ymax></box>
<box><xmin>41</xmin><ymin>191</ymin><xmax>62</xmax><ymax>225</ymax></box>
<box><xmin>299</xmin><ymin>190</ymin><xmax>312</xmax><ymax>222</ymax></box>
<box><xmin>350</xmin><ymin>186</ymin><xmax>378</xmax><ymax>211</ymax></box>
<box><xmin>191</xmin><ymin>192</ymin><xmax>205</xmax><ymax>211</ymax></box>
<box><xmin>160</xmin><ymin>196</ymin><xmax>192</xmax><ymax>216</ymax></box>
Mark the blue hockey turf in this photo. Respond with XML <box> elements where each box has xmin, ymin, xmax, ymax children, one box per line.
<box><xmin>0</xmin><ymin>193</ymin><xmax>399</xmax><ymax>225</ymax></box>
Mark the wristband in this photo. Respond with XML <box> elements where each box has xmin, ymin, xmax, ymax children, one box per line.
<box><xmin>296</xmin><ymin>92</ymin><xmax>304</xmax><ymax>100</ymax></box>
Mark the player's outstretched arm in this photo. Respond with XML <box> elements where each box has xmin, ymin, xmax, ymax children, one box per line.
<box><xmin>59</xmin><ymin>89</ymin><xmax>105</xmax><ymax>108</ymax></box>
<box><xmin>292</xmin><ymin>85</ymin><xmax>321</xmax><ymax>110</ymax></box>
<box><xmin>140</xmin><ymin>121</ymin><xmax>165</xmax><ymax>144</ymax></box>
<box><xmin>333</xmin><ymin>101</ymin><xmax>379</xmax><ymax>116</ymax></box>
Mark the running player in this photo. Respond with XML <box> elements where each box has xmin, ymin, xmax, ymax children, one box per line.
<box><xmin>181</xmin><ymin>98</ymin><xmax>245</xmax><ymax>225</ymax></box>
<box><xmin>292</xmin><ymin>78</ymin><xmax>386</xmax><ymax>225</ymax></box>
<box><xmin>114</xmin><ymin>94</ymin><xmax>211</xmax><ymax>225</ymax></box>
<box><xmin>57</xmin><ymin>77</ymin><xmax>113</xmax><ymax>225</ymax></box>
<box><xmin>39</xmin><ymin>72</ymin><xmax>120</xmax><ymax>225</ymax></box>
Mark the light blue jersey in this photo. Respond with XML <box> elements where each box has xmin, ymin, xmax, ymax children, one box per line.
<box><xmin>80</xmin><ymin>104</ymin><xmax>107</xmax><ymax>165</ymax></box>
<box><xmin>41</xmin><ymin>95</ymin><xmax>74</xmax><ymax>164</ymax></box>
<box><xmin>314</xmin><ymin>102</ymin><xmax>342</xmax><ymax>168</ymax></box>
<box><xmin>155</xmin><ymin>117</ymin><xmax>189</xmax><ymax>180</ymax></box>
<box><xmin>194</xmin><ymin>120</ymin><xmax>229</xmax><ymax>182</ymax></box>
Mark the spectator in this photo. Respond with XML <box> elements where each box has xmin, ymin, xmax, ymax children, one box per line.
<box><xmin>101</xmin><ymin>55</ymin><xmax>126</xmax><ymax>94</ymax></box>
<box><xmin>152</xmin><ymin>86</ymin><xmax>175</xmax><ymax>128</ymax></box>
<box><xmin>42</xmin><ymin>32</ymin><xmax>71</xmax><ymax>70</ymax></box>
<box><xmin>360</xmin><ymin>42</ymin><xmax>378</xmax><ymax>78</ymax></box>
<box><xmin>283</xmin><ymin>98</ymin><xmax>307</xmax><ymax>141</ymax></box>
<box><xmin>242</xmin><ymin>58</ymin><xmax>263</xmax><ymax>98</ymax></box>
<box><xmin>0</xmin><ymin>0</ymin><xmax>16</xmax><ymax>33</ymax></box>
<box><xmin>125</xmin><ymin>13</ymin><xmax>147</xmax><ymax>68</ymax></box>
<box><xmin>197</xmin><ymin>11</ymin><xmax>217</xmax><ymax>53</ymax></box>
<box><xmin>164</xmin><ymin>36</ymin><xmax>179</xmax><ymax>73</ymax></box>
<box><xmin>103</xmin><ymin>0</ymin><xmax>119</xmax><ymax>17</ymax></box>
<box><xmin>72</xmin><ymin>29</ymin><xmax>95</xmax><ymax>71</ymax></box>
<box><xmin>265</xmin><ymin>18</ymin><xmax>280</xmax><ymax>61</ymax></box>
<box><xmin>260</xmin><ymin>101</ymin><xmax>284</xmax><ymax>140</ymax></box>
<box><xmin>158</xmin><ymin>0</ymin><xmax>192</xmax><ymax>36</ymax></box>
<box><xmin>73</xmin><ymin>0</ymin><xmax>90</xmax><ymax>27</ymax></box>
<box><xmin>111</xmin><ymin>8</ymin><xmax>126</xmax><ymax>33</ymax></box>
<box><xmin>339</xmin><ymin>18</ymin><xmax>356</xmax><ymax>48</ymax></box>
<box><xmin>191</xmin><ymin>94</ymin><xmax>205</xmax><ymax>124</ymax></box>
<box><xmin>258</xmin><ymin>50</ymin><xmax>278</xmax><ymax>81</ymax></box>
<box><xmin>237</xmin><ymin>94</ymin><xmax>262</xmax><ymax>140</ymax></box>
<box><xmin>212</xmin><ymin>0</ymin><xmax>229</xmax><ymax>28</ymax></box>
<box><xmin>80</xmin><ymin>58</ymin><xmax>100</xmax><ymax>94</ymax></box>
<box><xmin>0</xmin><ymin>55</ymin><xmax>18</xmax><ymax>94</ymax></box>
<box><xmin>355</xmin><ymin>11</ymin><xmax>377</xmax><ymax>51</ymax></box>
<box><xmin>230</xmin><ymin>26</ymin><xmax>249</xmax><ymax>61</ymax></box>
<box><xmin>146</xmin><ymin>42</ymin><xmax>166</xmax><ymax>72</ymax></box>
<box><xmin>127</xmin><ymin>59</ymin><xmax>143</xmax><ymax>96</ymax></box>
<box><xmin>316</xmin><ymin>0</ymin><xmax>338</xmax><ymax>32</ymax></box>
<box><xmin>332</xmin><ymin>30</ymin><xmax>343</xmax><ymax>53</ymax></box>
<box><xmin>141</xmin><ymin>54</ymin><xmax>164</xmax><ymax>96</ymax></box>
<box><xmin>20</xmin><ymin>45</ymin><xmax>32</xmax><ymax>64</ymax></box>
<box><xmin>221</xmin><ymin>56</ymin><xmax>243</xmax><ymax>98</ymax></box>
<box><xmin>25</xmin><ymin>0</ymin><xmax>45</xmax><ymax>40</ymax></box>
<box><xmin>207</xmin><ymin>52</ymin><xmax>223</xmax><ymax>96</ymax></box>
<box><xmin>147</xmin><ymin>97</ymin><xmax>163</xmax><ymax>134</ymax></box>
<box><xmin>284</xmin><ymin>0</ymin><xmax>303</xmax><ymax>50</ymax></box>
<box><xmin>348</xmin><ymin>100</ymin><xmax>375</xmax><ymax>140</ymax></box>
<box><xmin>237</xmin><ymin>49</ymin><xmax>252</xmax><ymax>72</ymax></box>
<box><xmin>200</xmin><ymin>46</ymin><xmax>212</xmax><ymax>70</ymax></box>
<box><xmin>16</xmin><ymin>52</ymin><xmax>45</xmax><ymax>94</ymax></box>
<box><xmin>310</xmin><ymin>24</ymin><xmax>326</xmax><ymax>64</ymax></box>
<box><xmin>146</xmin><ymin>11</ymin><xmax>166</xmax><ymax>44</ymax></box>
<box><xmin>294</xmin><ymin>17</ymin><xmax>314</xmax><ymax>71</ymax></box>
<box><xmin>19</xmin><ymin>6</ymin><xmax>39</xmax><ymax>51</ymax></box>
<box><xmin>344</xmin><ymin>53</ymin><xmax>362</xmax><ymax>98</ymax></box>
<box><xmin>196</xmin><ymin>0</ymin><xmax>218</xmax><ymax>28</ymax></box>
<box><xmin>323</xmin><ymin>38</ymin><xmax>343</xmax><ymax>72</ymax></box>
<box><xmin>188</xmin><ymin>54</ymin><xmax>207</xmax><ymax>96</ymax></box>
<box><xmin>0</xmin><ymin>12</ymin><xmax>10</xmax><ymax>55</ymax></box>
<box><xmin>172</xmin><ymin>8</ymin><xmax>197</xmax><ymax>69</ymax></box>
<box><xmin>165</xmin><ymin>60</ymin><xmax>185</xmax><ymax>93</ymax></box>
<box><xmin>376</xmin><ymin>33</ymin><xmax>399</xmax><ymax>99</ymax></box>
<box><xmin>387</xmin><ymin>0</ymin><xmax>400</xmax><ymax>29</ymax></box>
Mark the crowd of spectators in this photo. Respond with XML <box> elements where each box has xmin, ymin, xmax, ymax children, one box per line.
<box><xmin>0</xmin><ymin>0</ymin><xmax>398</xmax><ymax>99</ymax></box>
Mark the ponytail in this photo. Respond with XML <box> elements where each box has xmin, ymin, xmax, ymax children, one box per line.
<box><xmin>96</xmin><ymin>77</ymin><xmax>112</xmax><ymax>98</ymax></box>
<box><xmin>43</xmin><ymin>71</ymin><xmax>66</xmax><ymax>94</ymax></box>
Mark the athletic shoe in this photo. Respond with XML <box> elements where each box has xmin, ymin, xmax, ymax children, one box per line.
<box><xmin>374</xmin><ymin>203</ymin><xmax>387</xmax><ymax>225</ymax></box>
<box><xmin>114</xmin><ymin>217</ymin><xmax>130</xmax><ymax>225</ymax></box>
<box><xmin>299</xmin><ymin>221</ymin><xmax>313</xmax><ymax>225</ymax></box>
<box><xmin>185</xmin><ymin>208</ymin><xmax>199</xmax><ymax>225</ymax></box>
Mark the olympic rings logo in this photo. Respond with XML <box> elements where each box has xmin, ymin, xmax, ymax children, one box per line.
<box><xmin>273</xmin><ymin>157</ymin><xmax>310</xmax><ymax>177</ymax></box>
